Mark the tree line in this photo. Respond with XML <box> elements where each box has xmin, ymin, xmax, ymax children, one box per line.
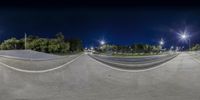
<box><xmin>191</xmin><ymin>44</ymin><xmax>200</xmax><ymax>51</ymax></box>
<box><xmin>0</xmin><ymin>32</ymin><xmax>83</xmax><ymax>54</ymax></box>
<box><xmin>95</xmin><ymin>44</ymin><xmax>162</xmax><ymax>54</ymax></box>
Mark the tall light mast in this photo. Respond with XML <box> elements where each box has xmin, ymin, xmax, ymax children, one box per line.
<box><xmin>25</xmin><ymin>33</ymin><xmax>27</xmax><ymax>50</ymax></box>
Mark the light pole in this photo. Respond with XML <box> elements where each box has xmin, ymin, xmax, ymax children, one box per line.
<box><xmin>180</xmin><ymin>34</ymin><xmax>191</xmax><ymax>50</ymax></box>
<box><xmin>90</xmin><ymin>46</ymin><xmax>94</xmax><ymax>50</ymax></box>
<box><xmin>159</xmin><ymin>38</ymin><xmax>164</xmax><ymax>49</ymax></box>
<box><xmin>160</xmin><ymin>40</ymin><xmax>164</xmax><ymax>46</ymax></box>
<box><xmin>25</xmin><ymin>33</ymin><xmax>27</xmax><ymax>50</ymax></box>
<box><xmin>100</xmin><ymin>40</ymin><xmax>105</xmax><ymax>45</ymax></box>
<box><xmin>159</xmin><ymin>38</ymin><xmax>165</xmax><ymax>53</ymax></box>
<box><xmin>99</xmin><ymin>40</ymin><xmax>106</xmax><ymax>53</ymax></box>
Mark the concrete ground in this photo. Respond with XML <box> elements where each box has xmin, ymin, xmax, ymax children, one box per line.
<box><xmin>0</xmin><ymin>52</ymin><xmax>200</xmax><ymax>100</ymax></box>
<box><xmin>0</xmin><ymin>50</ymin><xmax>61</xmax><ymax>60</ymax></box>
<box><xmin>0</xmin><ymin>54</ymin><xmax>81</xmax><ymax>71</ymax></box>
<box><xmin>189</xmin><ymin>51</ymin><xmax>200</xmax><ymax>61</ymax></box>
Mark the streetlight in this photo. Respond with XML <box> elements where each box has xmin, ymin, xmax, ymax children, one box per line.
<box><xmin>171</xmin><ymin>46</ymin><xmax>174</xmax><ymax>49</ymax></box>
<box><xmin>181</xmin><ymin>34</ymin><xmax>187</xmax><ymax>39</ymax></box>
<box><xmin>160</xmin><ymin>41</ymin><xmax>164</xmax><ymax>45</ymax></box>
<box><xmin>99</xmin><ymin>40</ymin><xmax>107</xmax><ymax>53</ymax></box>
<box><xmin>180</xmin><ymin>33</ymin><xmax>191</xmax><ymax>50</ymax></box>
<box><xmin>159</xmin><ymin>38</ymin><xmax>164</xmax><ymax>53</ymax></box>
<box><xmin>100</xmin><ymin>40</ymin><xmax>105</xmax><ymax>45</ymax></box>
<box><xmin>25</xmin><ymin>33</ymin><xmax>27</xmax><ymax>50</ymax></box>
<box><xmin>159</xmin><ymin>38</ymin><xmax>164</xmax><ymax>45</ymax></box>
<box><xmin>90</xmin><ymin>46</ymin><xmax>94</xmax><ymax>50</ymax></box>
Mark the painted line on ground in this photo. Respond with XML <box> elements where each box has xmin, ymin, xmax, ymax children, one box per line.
<box><xmin>88</xmin><ymin>54</ymin><xmax>178</xmax><ymax>72</ymax></box>
<box><xmin>0</xmin><ymin>53</ymin><xmax>83</xmax><ymax>73</ymax></box>
<box><xmin>0</xmin><ymin>54</ymin><xmax>79</xmax><ymax>61</ymax></box>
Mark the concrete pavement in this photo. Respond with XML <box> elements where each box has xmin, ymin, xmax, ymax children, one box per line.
<box><xmin>0</xmin><ymin>52</ymin><xmax>200</xmax><ymax>100</ymax></box>
<box><xmin>0</xmin><ymin>50</ymin><xmax>61</xmax><ymax>60</ymax></box>
<box><xmin>0</xmin><ymin>53</ymin><xmax>82</xmax><ymax>71</ymax></box>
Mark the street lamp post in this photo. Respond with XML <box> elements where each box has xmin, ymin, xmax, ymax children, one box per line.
<box><xmin>180</xmin><ymin>34</ymin><xmax>191</xmax><ymax>51</ymax></box>
<box><xmin>90</xmin><ymin>46</ymin><xmax>94</xmax><ymax>50</ymax></box>
<box><xmin>159</xmin><ymin>38</ymin><xmax>164</xmax><ymax>49</ymax></box>
<box><xmin>99</xmin><ymin>40</ymin><xmax>106</xmax><ymax>53</ymax></box>
<box><xmin>188</xmin><ymin>39</ymin><xmax>191</xmax><ymax>50</ymax></box>
<box><xmin>100</xmin><ymin>40</ymin><xmax>105</xmax><ymax>45</ymax></box>
<box><xmin>159</xmin><ymin>38</ymin><xmax>164</xmax><ymax>53</ymax></box>
<box><xmin>160</xmin><ymin>41</ymin><xmax>164</xmax><ymax>46</ymax></box>
<box><xmin>25</xmin><ymin>33</ymin><xmax>27</xmax><ymax>50</ymax></box>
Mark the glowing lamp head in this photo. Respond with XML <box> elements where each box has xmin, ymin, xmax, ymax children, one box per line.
<box><xmin>100</xmin><ymin>40</ymin><xmax>105</xmax><ymax>45</ymax></box>
<box><xmin>90</xmin><ymin>47</ymin><xmax>94</xmax><ymax>50</ymax></box>
<box><xmin>181</xmin><ymin>34</ymin><xmax>187</xmax><ymax>39</ymax></box>
<box><xmin>160</xmin><ymin>41</ymin><xmax>164</xmax><ymax>45</ymax></box>
<box><xmin>159</xmin><ymin>38</ymin><xmax>164</xmax><ymax>45</ymax></box>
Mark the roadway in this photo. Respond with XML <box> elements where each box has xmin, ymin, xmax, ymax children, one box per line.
<box><xmin>90</xmin><ymin>53</ymin><xmax>172</xmax><ymax>63</ymax></box>
<box><xmin>0</xmin><ymin>52</ymin><xmax>200</xmax><ymax>100</ymax></box>
<box><xmin>89</xmin><ymin>53</ymin><xmax>178</xmax><ymax>69</ymax></box>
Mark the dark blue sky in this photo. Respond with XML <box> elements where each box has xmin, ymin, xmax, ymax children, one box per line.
<box><xmin>0</xmin><ymin>7</ymin><xmax>200</xmax><ymax>48</ymax></box>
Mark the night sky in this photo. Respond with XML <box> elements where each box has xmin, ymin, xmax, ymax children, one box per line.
<box><xmin>1</xmin><ymin>3</ymin><xmax>200</xmax><ymax>48</ymax></box>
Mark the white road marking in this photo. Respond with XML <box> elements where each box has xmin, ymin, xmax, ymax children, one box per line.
<box><xmin>0</xmin><ymin>54</ymin><xmax>79</xmax><ymax>61</ymax></box>
<box><xmin>0</xmin><ymin>53</ymin><xmax>83</xmax><ymax>73</ymax></box>
<box><xmin>89</xmin><ymin>54</ymin><xmax>177</xmax><ymax>72</ymax></box>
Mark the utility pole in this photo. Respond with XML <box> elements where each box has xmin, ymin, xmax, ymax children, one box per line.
<box><xmin>188</xmin><ymin>39</ymin><xmax>191</xmax><ymax>51</ymax></box>
<box><xmin>25</xmin><ymin>33</ymin><xmax>27</xmax><ymax>50</ymax></box>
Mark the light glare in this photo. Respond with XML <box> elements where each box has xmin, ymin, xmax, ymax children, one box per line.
<box><xmin>159</xmin><ymin>38</ymin><xmax>164</xmax><ymax>45</ymax></box>
<box><xmin>100</xmin><ymin>40</ymin><xmax>105</xmax><ymax>45</ymax></box>
<box><xmin>181</xmin><ymin>34</ymin><xmax>187</xmax><ymax>39</ymax></box>
<box><xmin>160</xmin><ymin>41</ymin><xmax>164</xmax><ymax>45</ymax></box>
<box><xmin>90</xmin><ymin>46</ymin><xmax>94</xmax><ymax>50</ymax></box>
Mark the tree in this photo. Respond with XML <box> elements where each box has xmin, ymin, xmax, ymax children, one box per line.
<box><xmin>135</xmin><ymin>44</ymin><xmax>144</xmax><ymax>53</ymax></box>
<box><xmin>61</xmin><ymin>42</ymin><xmax>70</xmax><ymax>53</ymax></box>
<box><xmin>69</xmin><ymin>39</ymin><xmax>83</xmax><ymax>52</ymax></box>
<box><xmin>39</xmin><ymin>39</ymin><xmax>49</xmax><ymax>52</ymax></box>
<box><xmin>17</xmin><ymin>39</ymin><xmax>25</xmax><ymax>49</ymax></box>
<box><xmin>112</xmin><ymin>45</ymin><xmax>118</xmax><ymax>53</ymax></box>
<box><xmin>54</xmin><ymin>32</ymin><xmax>71</xmax><ymax>53</ymax></box>
<box><xmin>191</xmin><ymin>44</ymin><xmax>200</xmax><ymax>51</ymax></box>
<box><xmin>152</xmin><ymin>45</ymin><xmax>160</xmax><ymax>53</ymax></box>
<box><xmin>0</xmin><ymin>33</ymin><xmax>82</xmax><ymax>54</ymax></box>
<box><xmin>97</xmin><ymin>44</ymin><xmax>161</xmax><ymax>54</ymax></box>
<box><xmin>26</xmin><ymin>35</ymin><xmax>39</xmax><ymax>49</ymax></box>
<box><xmin>56</xmin><ymin>32</ymin><xmax>64</xmax><ymax>42</ymax></box>
<box><xmin>1</xmin><ymin>37</ymin><xmax>21</xmax><ymax>50</ymax></box>
<box><xmin>48</xmin><ymin>39</ymin><xmax>60</xmax><ymax>53</ymax></box>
